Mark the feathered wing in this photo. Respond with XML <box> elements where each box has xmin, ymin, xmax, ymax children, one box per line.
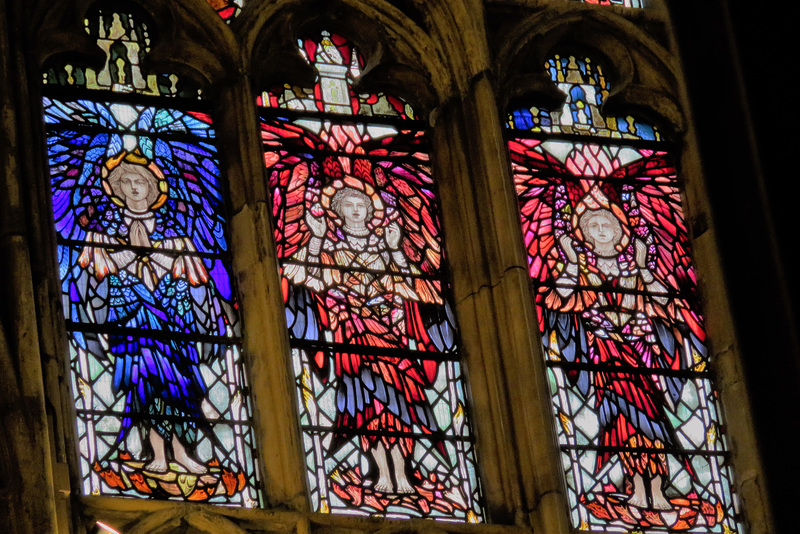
<box><xmin>365</xmin><ymin>131</ymin><xmax>451</xmax><ymax>356</ymax></box>
<box><xmin>262</xmin><ymin>117</ymin><xmax>332</xmax><ymax>379</ymax></box>
<box><xmin>611</xmin><ymin>153</ymin><xmax>707</xmax><ymax>402</ymax></box>
<box><xmin>146</xmin><ymin>109</ymin><xmax>236</xmax><ymax>344</ymax></box>
<box><xmin>509</xmin><ymin>138</ymin><xmax>600</xmax><ymax>399</ymax></box>
<box><xmin>509</xmin><ymin>138</ymin><xmax>564</xmax><ymax>282</ymax></box>
<box><xmin>49</xmin><ymin>128</ymin><xmax>112</xmax><ymax>335</ymax></box>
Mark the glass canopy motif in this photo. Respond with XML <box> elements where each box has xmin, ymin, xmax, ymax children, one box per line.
<box><xmin>206</xmin><ymin>0</ymin><xmax>243</xmax><ymax>22</ymax></box>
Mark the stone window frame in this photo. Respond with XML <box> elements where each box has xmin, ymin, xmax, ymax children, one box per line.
<box><xmin>0</xmin><ymin>0</ymin><xmax>773</xmax><ymax>533</ymax></box>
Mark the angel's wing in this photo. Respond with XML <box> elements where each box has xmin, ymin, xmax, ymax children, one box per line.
<box><xmin>47</xmin><ymin>102</ymin><xmax>124</xmax><ymax>334</ymax></box>
<box><xmin>139</xmin><ymin>108</ymin><xmax>236</xmax><ymax>339</ymax></box>
<box><xmin>611</xmin><ymin>152</ymin><xmax>707</xmax><ymax>399</ymax></box>
<box><xmin>510</xmin><ymin>140</ymin><xmax>599</xmax><ymax>394</ymax></box>
<box><xmin>508</xmin><ymin>138</ymin><xmax>580</xmax><ymax>281</ymax></box>
<box><xmin>262</xmin><ymin>118</ymin><xmax>329</xmax><ymax>260</ymax></box>
<box><xmin>362</xmin><ymin>130</ymin><xmax>445</xmax><ymax>307</ymax></box>
<box><xmin>149</xmin><ymin>110</ymin><xmax>228</xmax><ymax>254</ymax></box>
<box><xmin>612</xmin><ymin>154</ymin><xmax>704</xmax><ymax>337</ymax></box>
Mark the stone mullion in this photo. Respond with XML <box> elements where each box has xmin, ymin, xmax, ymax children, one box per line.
<box><xmin>431</xmin><ymin>72</ymin><xmax>571</xmax><ymax>531</ymax></box>
<box><xmin>0</xmin><ymin>0</ymin><xmax>61</xmax><ymax>531</ymax></box>
<box><xmin>212</xmin><ymin>77</ymin><xmax>308</xmax><ymax>511</ymax></box>
<box><xmin>432</xmin><ymin>107</ymin><xmax>519</xmax><ymax>520</ymax></box>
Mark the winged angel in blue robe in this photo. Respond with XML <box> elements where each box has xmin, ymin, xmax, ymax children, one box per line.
<box><xmin>48</xmin><ymin>99</ymin><xmax>235</xmax><ymax>477</ymax></box>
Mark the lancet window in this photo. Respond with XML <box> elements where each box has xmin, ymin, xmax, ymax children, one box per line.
<box><xmin>506</xmin><ymin>53</ymin><xmax>743</xmax><ymax>532</ymax></box>
<box><xmin>41</xmin><ymin>5</ymin><xmax>262</xmax><ymax>505</ymax></box>
<box><xmin>259</xmin><ymin>31</ymin><xmax>485</xmax><ymax>520</ymax></box>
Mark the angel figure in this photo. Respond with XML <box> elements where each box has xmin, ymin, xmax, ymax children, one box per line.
<box><xmin>78</xmin><ymin>151</ymin><xmax>228</xmax><ymax>475</ymax></box>
<box><xmin>544</xmin><ymin>185</ymin><xmax>696</xmax><ymax>511</ymax></box>
<box><xmin>284</xmin><ymin>173</ymin><xmax>443</xmax><ymax>495</ymax></box>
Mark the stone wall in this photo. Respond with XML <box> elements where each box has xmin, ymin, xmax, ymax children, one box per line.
<box><xmin>0</xmin><ymin>0</ymin><xmax>786</xmax><ymax>532</ymax></box>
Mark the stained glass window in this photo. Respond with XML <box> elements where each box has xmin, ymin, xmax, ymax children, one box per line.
<box><xmin>206</xmin><ymin>0</ymin><xmax>243</xmax><ymax>23</ymax></box>
<box><xmin>43</xmin><ymin>8</ymin><xmax>200</xmax><ymax>97</ymax></box>
<box><xmin>507</xmin><ymin>54</ymin><xmax>743</xmax><ymax>532</ymax></box>
<box><xmin>580</xmin><ymin>0</ymin><xmax>644</xmax><ymax>8</ymax></box>
<box><xmin>259</xmin><ymin>31</ymin><xmax>484</xmax><ymax>521</ymax></box>
<box><xmin>43</xmin><ymin>6</ymin><xmax>262</xmax><ymax>505</ymax></box>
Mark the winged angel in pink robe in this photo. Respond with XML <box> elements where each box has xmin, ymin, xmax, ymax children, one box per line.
<box><xmin>512</xmin><ymin>142</ymin><xmax>706</xmax><ymax>511</ymax></box>
<box><xmin>265</xmin><ymin>120</ymin><xmax>453</xmax><ymax>495</ymax></box>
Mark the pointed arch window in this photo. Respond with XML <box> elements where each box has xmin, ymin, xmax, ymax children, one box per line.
<box><xmin>507</xmin><ymin>53</ymin><xmax>743</xmax><ymax>532</ymax></box>
<box><xmin>42</xmin><ymin>4</ymin><xmax>262</xmax><ymax>505</ymax></box>
<box><xmin>259</xmin><ymin>31</ymin><xmax>485</xmax><ymax>520</ymax></box>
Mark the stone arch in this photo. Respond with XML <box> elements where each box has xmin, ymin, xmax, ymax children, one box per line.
<box><xmin>494</xmin><ymin>5</ymin><xmax>685</xmax><ymax>135</ymax></box>
<box><xmin>242</xmin><ymin>0</ymin><xmax>491</xmax><ymax>118</ymax></box>
<box><xmin>32</xmin><ymin>0</ymin><xmax>240</xmax><ymax>96</ymax></box>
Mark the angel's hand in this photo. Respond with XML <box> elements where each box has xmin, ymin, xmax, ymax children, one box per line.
<box><xmin>305</xmin><ymin>203</ymin><xmax>326</xmax><ymax>237</ymax></box>
<box><xmin>559</xmin><ymin>234</ymin><xmax>579</xmax><ymax>263</ymax></box>
<box><xmin>386</xmin><ymin>221</ymin><xmax>402</xmax><ymax>250</ymax></box>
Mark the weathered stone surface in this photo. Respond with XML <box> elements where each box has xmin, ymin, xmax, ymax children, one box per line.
<box><xmin>0</xmin><ymin>0</ymin><xmax>785</xmax><ymax>532</ymax></box>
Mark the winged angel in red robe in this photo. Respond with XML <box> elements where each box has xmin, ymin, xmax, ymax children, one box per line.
<box><xmin>511</xmin><ymin>140</ymin><xmax>708</xmax><ymax>513</ymax></box>
<box><xmin>264</xmin><ymin>120</ymin><xmax>452</xmax><ymax>496</ymax></box>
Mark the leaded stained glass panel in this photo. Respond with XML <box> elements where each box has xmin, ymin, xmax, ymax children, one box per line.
<box><xmin>507</xmin><ymin>55</ymin><xmax>743</xmax><ymax>532</ymax></box>
<box><xmin>260</xmin><ymin>31</ymin><xmax>484</xmax><ymax>521</ymax></box>
<box><xmin>43</xmin><ymin>7</ymin><xmax>262</xmax><ymax>505</ymax></box>
<box><xmin>580</xmin><ymin>0</ymin><xmax>644</xmax><ymax>8</ymax></box>
<box><xmin>509</xmin><ymin>55</ymin><xmax>659</xmax><ymax>141</ymax></box>
<box><xmin>206</xmin><ymin>0</ymin><xmax>243</xmax><ymax>23</ymax></box>
<box><xmin>43</xmin><ymin>6</ymin><xmax>200</xmax><ymax>98</ymax></box>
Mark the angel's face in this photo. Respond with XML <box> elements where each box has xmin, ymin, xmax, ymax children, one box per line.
<box><xmin>334</xmin><ymin>190</ymin><xmax>371</xmax><ymax>227</ymax></box>
<box><xmin>119</xmin><ymin>172</ymin><xmax>151</xmax><ymax>203</ymax></box>
<box><xmin>584</xmin><ymin>211</ymin><xmax>621</xmax><ymax>247</ymax></box>
<box><xmin>109</xmin><ymin>162</ymin><xmax>159</xmax><ymax>211</ymax></box>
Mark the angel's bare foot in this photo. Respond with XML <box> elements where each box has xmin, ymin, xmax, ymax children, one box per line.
<box><xmin>394</xmin><ymin>477</ymin><xmax>414</xmax><ymax>494</ymax></box>
<box><xmin>372</xmin><ymin>445</ymin><xmax>394</xmax><ymax>492</ymax></box>
<box><xmin>628</xmin><ymin>474</ymin><xmax>649</xmax><ymax>508</ymax></box>
<box><xmin>144</xmin><ymin>458</ymin><xmax>169</xmax><ymax>473</ymax></box>
<box><xmin>390</xmin><ymin>446</ymin><xmax>414</xmax><ymax>494</ymax></box>
<box><xmin>649</xmin><ymin>475</ymin><xmax>671</xmax><ymax>510</ymax></box>
<box><xmin>172</xmin><ymin>436</ymin><xmax>207</xmax><ymax>474</ymax></box>
<box><xmin>375</xmin><ymin>477</ymin><xmax>394</xmax><ymax>493</ymax></box>
<box><xmin>144</xmin><ymin>429</ymin><xmax>168</xmax><ymax>473</ymax></box>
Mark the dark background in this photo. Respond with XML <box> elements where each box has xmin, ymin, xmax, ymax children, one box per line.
<box><xmin>669</xmin><ymin>2</ymin><xmax>800</xmax><ymax>532</ymax></box>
